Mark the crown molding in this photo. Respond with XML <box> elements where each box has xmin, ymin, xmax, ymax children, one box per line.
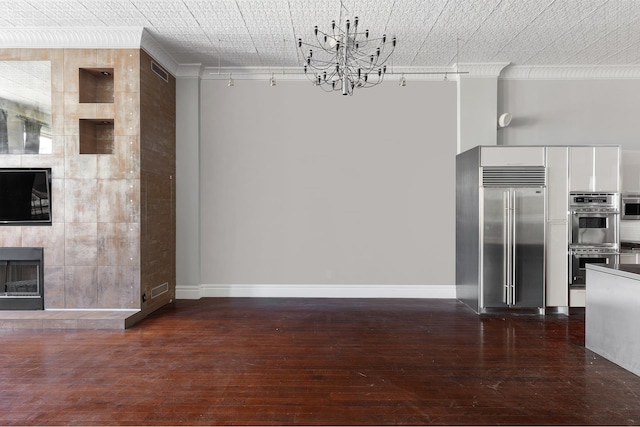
<box><xmin>501</xmin><ymin>64</ymin><xmax>640</xmax><ymax>80</ymax></box>
<box><xmin>455</xmin><ymin>62</ymin><xmax>511</xmax><ymax>78</ymax></box>
<box><xmin>175</xmin><ymin>63</ymin><xmax>204</xmax><ymax>78</ymax></box>
<box><xmin>0</xmin><ymin>27</ymin><xmax>177</xmax><ymax>77</ymax></box>
<box><xmin>0</xmin><ymin>27</ymin><xmax>144</xmax><ymax>48</ymax></box>
<box><xmin>5</xmin><ymin>27</ymin><xmax>640</xmax><ymax>81</ymax></box>
<box><xmin>140</xmin><ymin>29</ymin><xmax>178</xmax><ymax>76</ymax></box>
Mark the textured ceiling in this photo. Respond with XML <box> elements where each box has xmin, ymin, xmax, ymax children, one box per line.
<box><xmin>2</xmin><ymin>0</ymin><xmax>640</xmax><ymax>70</ymax></box>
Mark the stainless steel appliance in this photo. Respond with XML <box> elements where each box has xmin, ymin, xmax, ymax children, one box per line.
<box><xmin>569</xmin><ymin>193</ymin><xmax>619</xmax><ymax>248</ymax></box>
<box><xmin>620</xmin><ymin>240</ymin><xmax>640</xmax><ymax>264</ymax></box>
<box><xmin>568</xmin><ymin>192</ymin><xmax>619</xmax><ymax>286</ymax></box>
<box><xmin>456</xmin><ymin>147</ymin><xmax>546</xmax><ymax>314</ymax></box>
<box><xmin>569</xmin><ymin>248</ymin><xmax>618</xmax><ymax>286</ymax></box>
<box><xmin>621</xmin><ymin>194</ymin><xmax>640</xmax><ymax>220</ymax></box>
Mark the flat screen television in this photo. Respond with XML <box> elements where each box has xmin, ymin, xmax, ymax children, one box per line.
<box><xmin>0</xmin><ymin>168</ymin><xmax>52</xmax><ymax>225</ymax></box>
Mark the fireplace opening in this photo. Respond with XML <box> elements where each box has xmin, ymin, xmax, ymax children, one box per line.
<box><xmin>0</xmin><ymin>247</ymin><xmax>44</xmax><ymax>310</ymax></box>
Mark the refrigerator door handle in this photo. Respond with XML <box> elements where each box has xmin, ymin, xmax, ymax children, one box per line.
<box><xmin>511</xmin><ymin>190</ymin><xmax>517</xmax><ymax>306</ymax></box>
<box><xmin>503</xmin><ymin>190</ymin><xmax>510</xmax><ymax>305</ymax></box>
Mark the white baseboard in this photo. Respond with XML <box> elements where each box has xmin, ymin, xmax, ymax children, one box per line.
<box><xmin>176</xmin><ymin>284</ymin><xmax>456</xmax><ymax>300</ymax></box>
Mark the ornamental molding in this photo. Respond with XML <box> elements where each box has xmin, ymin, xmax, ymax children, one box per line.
<box><xmin>501</xmin><ymin>65</ymin><xmax>640</xmax><ymax>80</ymax></box>
<box><xmin>4</xmin><ymin>27</ymin><xmax>640</xmax><ymax>81</ymax></box>
<box><xmin>455</xmin><ymin>62</ymin><xmax>511</xmax><ymax>78</ymax></box>
<box><xmin>175</xmin><ymin>64</ymin><xmax>204</xmax><ymax>78</ymax></box>
<box><xmin>0</xmin><ymin>27</ymin><xmax>177</xmax><ymax>76</ymax></box>
<box><xmin>140</xmin><ymin>29</ymin><xmax>178</xmax><ymax>76</ymax></box>
<box><xmin>0</xmin><ymin>27</ymin><xmax>144</xmax><ymax>48</ymax></box>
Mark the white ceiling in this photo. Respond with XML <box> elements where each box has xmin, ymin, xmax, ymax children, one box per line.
<box><xmin>2</xmin><ymin>0</ymin><xmax>640</xmax><ymax>72</ymax></box>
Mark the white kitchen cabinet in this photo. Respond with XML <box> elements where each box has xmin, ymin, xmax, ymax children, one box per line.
<box><xmin>569</xmin><ymin>146</ymin><xmax>620</xmax><ymax>192</ymax></box>
<box><xmin>546</xmin><ymin>221</ymin><xmax>569</xmax><ymax>307</ymax></box>
<box><xmin>546</xmin><ymin>147</ymin><xmax>569</xmax><ymax>221</ymax></box>
<box><xmin>480</xmin><ymin>146</ymin><xmax>546</xmax><ymax>167</ymax></box>
<box><xmin>545</xmin><ymin>147</ymin><xmax>569</xmax><ymax>309</ymax></box>
<box><xmin>570</xmin><ymin>288</ymin><xmax>586</xmax><ymax>308</ymax></box>
<box><xmin>594</xmin><ymin>146</ymin><xmax>621</xmax><ymax>192</ymax></box>
<box><xmin>621</xmin><ymin>150</ymin><xmax>640</xmax><ymax>192</ymax></box>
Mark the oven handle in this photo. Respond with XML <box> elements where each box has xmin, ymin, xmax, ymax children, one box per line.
<box><xmin>570</xmin><ymin>209</ymin><xmax>619</xmax><ymax>215</ymax></box>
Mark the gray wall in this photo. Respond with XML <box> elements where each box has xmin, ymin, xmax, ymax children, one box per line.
<box><xmin>199</xmin><ymin>79</ymin><xmax>457</xmax><ymax>286</ymax></box>
<box><xmin>498</xmin><ymin>79</ymin><xmax>640</xmax><ymax>148</ymax></box>
<box><xmin>176</xmin><ymin>77</ymin><xmax>201</xmax><ymax>288</ymax></box>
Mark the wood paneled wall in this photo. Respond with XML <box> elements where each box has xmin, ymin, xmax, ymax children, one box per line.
<box><xmin>139</xmin><ymin>50</ymin><xmax>176</xmax><ymax>316</ymax></box>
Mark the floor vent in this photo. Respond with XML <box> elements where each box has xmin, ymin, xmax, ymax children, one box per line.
<box><xmin>151</xmin><ymin>61</ymin><xmax>169</xmax><ymax>82</ymax></box>
<box><xmin>151</xmin><ymin>282</ymin><xmax>169</xmax><ymax>299</ymax></box>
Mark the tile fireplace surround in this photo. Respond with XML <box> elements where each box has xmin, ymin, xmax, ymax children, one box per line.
<box><xmin>0</xmin><ymin>44</ymin><xmax>176</xmax><ymax>329</ymax></box>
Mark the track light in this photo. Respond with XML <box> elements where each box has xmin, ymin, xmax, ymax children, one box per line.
<box><xmin>227</xmin><ymin>73</ymin><xmax>234</xmax><ymax>87</ymax></box>
<box><xmin>399</xmin><ymin>74</ymin><xmax>406</xmax><ymax>87</ymax></box>
<box><xmin>270</xmin><ymin>73</ymin><xmax>276</xmax><ymax>86</ymax></box>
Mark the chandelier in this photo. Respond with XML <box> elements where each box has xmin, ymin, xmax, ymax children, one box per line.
<box><xmin>297</xmin><ymin>17</ymin><xmax>396</xmax><ymax>96</ymax></box>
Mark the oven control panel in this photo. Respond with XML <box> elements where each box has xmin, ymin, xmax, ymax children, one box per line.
<box><xmin>573</xmin><ymin>196</ymin><xmax>609</xmax><ymax>204</ymax></box>
<box><xmin>570</xmin><ymin>192</ymin><xmax>619</xmax><ymax>212</ymax></box>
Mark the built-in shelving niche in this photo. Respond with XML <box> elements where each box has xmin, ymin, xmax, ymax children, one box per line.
<box><xmin>79</xmin><ymin>119</ymin><xmax>114</xmax><ymax>154</ymax></box>
<box><xmin>79</xmin><ymin>68</ymin><xmax>114</xmax><ymax>103</ymax></box>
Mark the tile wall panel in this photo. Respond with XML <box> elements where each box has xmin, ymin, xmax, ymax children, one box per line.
<box><xmin>22</xmin><ymin>223</ymin><xmax>65</xmax><ymax>266</ymax></box>
<box><xmin>0</xmin><ymin>227</ymin><xmax>23</xmax><ymax>247</ymax></box>
<box><xmin>1</xmin><ymin>47</ymin><xmax>172</xmax><ymax>316</ymax></box>
<box><xmin>96</xmin><ymin>179</ymin><xmax>139</xmax><ymax>223</ymax></box>
<box><xmin>43</xmin><ymin>265</ymin><xmax>65</xmax><ymax>309</ymax></box>
<box><xmin>64</xmin><ymin>265</ymin><xmax>98</xmax><ymax>308</ymax></box>
<box><xmin>114</xmin><ymin>92</ymin><xmax>140</xmax><ymax>136</ymax></box>
<box><xmin>114</xmin><ymin>50</ymin><xmax>140</xmax><ymax>93</ymax></box>
<box><xmin>97</xmin><ymin>222</ymin><xmax>140</xmax><ymax>266</ymax></box>
<box><xmin>64</xmin><ymin>178</ymin><xmax>98</xmax><ymax>223</ymax></box>
<box><xmin>65</xmin><ymin>137</ymin><xmax>98</xmax><ymax>178</ymax></box>
<box><xmin>65</xmin><ymin>222</ymin><xmax>98</xmax><ymax>266</ymax></box>
<box><xmin>97</xmin><ymin>265</ymin><xmax>138</xmax><ymax>309</ymax></box>
<box><xmin>97</xmin><ymin>135</ymin><xmax>139</xmax><ymax>179</ymax></box>
<box><xmin>51</xmin><ymin>178</ymin><xmax>65</xmax><ymax>223</ymax></box>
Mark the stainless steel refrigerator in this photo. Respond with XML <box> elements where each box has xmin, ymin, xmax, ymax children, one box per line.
<box><xmin>456</xmin><ymin>146</ymin><xmax>546</xmax><ymax>313</ymax></box>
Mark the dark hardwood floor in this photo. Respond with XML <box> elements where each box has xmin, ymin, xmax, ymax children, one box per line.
<box><xmin>1</xmin><ymin>298</ymin><xmax>639</xmax><ymax>425</ymax></box>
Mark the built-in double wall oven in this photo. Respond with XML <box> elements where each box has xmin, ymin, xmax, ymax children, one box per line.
<box><xmin>569</xmin><ymin>192</ymin><xmax>619</xmax><ymax>286</ymax></box>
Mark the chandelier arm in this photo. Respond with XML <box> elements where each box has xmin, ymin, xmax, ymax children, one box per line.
<box><xmin>350</xmin><ymin>45</ymin><xmax>392</xmax><ymax>60</ymax></box>
<box><xmin>307</xmin><ymin>58</ymin><xmax>340</xmax><ymax>68</ymax></box>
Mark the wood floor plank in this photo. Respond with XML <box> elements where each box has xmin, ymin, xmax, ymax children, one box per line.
<box><xmin>1</xmin><ymin>298</ymin><xmax>640</xmax><ymax>425</ymax></box>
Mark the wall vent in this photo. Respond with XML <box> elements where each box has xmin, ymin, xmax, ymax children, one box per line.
<box><xmin>151</xmin><ymin>61</ymin><xmax>169</xmax><ymax>82</ymax></box>
<box><xmin>150</xmin><ymin>282</ymin><xmax>169</xmax><ymax>299</ymax></box>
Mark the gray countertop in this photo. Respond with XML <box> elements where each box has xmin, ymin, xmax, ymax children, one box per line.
<box><xmin>586</xmin><ymin>263</ymin><xmax>640</xmax><ymax>281</ymax></box>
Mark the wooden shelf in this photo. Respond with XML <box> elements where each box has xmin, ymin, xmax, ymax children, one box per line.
<box><xmin>79</xmin><ymin>68</ymin><xmax>114</xmax><ymax>103</ymax></box>
<box><xmin>79</xmin><ymin>119</ymin><xmax>114</xmax><ymax>154</ymax></box>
